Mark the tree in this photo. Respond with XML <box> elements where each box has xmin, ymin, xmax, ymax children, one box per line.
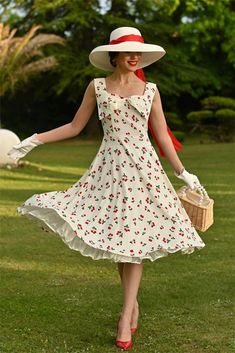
<box><xmin>0</xmin><ymin>21</ymin><xmax>65</xmax><ymax>166</ymax></box>
<box><xmin>0</xmin><ymin>22</ymin><xmax>65</xmax><ymax>96</ymax></box>
<box><xmin>1</xmin><ymin>0</ymin><xmax>234</xmax><ymax>138</ymax></box>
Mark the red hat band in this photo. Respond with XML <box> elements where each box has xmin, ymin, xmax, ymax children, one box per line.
<box><xmin>109</xmin><ymin>34</ymin><xmax>144</xmax><ymax>45</ymax></box>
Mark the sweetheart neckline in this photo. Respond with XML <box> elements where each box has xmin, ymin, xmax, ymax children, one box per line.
<box><xmin>103</xmin><ymin>78</ymin><xmax>148</xmax><ymax>99</ymax></box>
<box><xmin>105</xmin><ymin>91</ymin><xmax>148</xmax><ymax>99</ymax></box>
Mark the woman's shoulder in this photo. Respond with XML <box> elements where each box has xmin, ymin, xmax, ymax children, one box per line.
<box><xmin>93</xmin><ymin>77</ymin><xmax>105</xmax><ymax>82</ymax></box>
<box><xmin>146</xmin><ymin>81</ymin><xmax>158</xmax><ymax>96</ymax></box>
<box><xmin>93</xmin><ymin>77</ymin><xmax>105</xmax><ymax>87</ymax></box>
<box><xmin>91</xmin><ymin>78</ymin><xmax>106</xmax><ymax>96</ymax></box>
<box><xmin>146</xmin><ymin>80</ymin><xmax>157</xmax><ymax>87</ymax></box>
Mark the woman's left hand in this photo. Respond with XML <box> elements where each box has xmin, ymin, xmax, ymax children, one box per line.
<box><xmin>174</xmin><ymin>169</ymin><xmax>203</xmax><ymax>190</ymax></box>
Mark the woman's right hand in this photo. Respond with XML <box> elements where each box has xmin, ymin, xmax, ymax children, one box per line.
<box><xmin>7</xmin><ymin>80</ymin><xmax>97</xmax><ymax>160</ymax></box>
<box><xmin>7</xmin><ymin>133</ymin><xmax>44</xmax><ymax>160</ymax></box>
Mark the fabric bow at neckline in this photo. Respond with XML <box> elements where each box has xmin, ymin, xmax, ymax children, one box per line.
<box><xmin>127</xmin><ymin>96</ymin><xmax>148</xmax><ymax>117</ymax></box>
<box><xmin>103</xmin><ymin>91</ymin><xmax>148</xmax><ymax>117</ymax></box>
<box><xmin>103</xmin><ymin>77</ymin><xmax>148</xmax><ymax>117</ymax></box>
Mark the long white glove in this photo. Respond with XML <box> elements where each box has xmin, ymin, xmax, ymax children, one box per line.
<box><xmin>174</xmin><ymin>168</ymin><xmax>203</xmax><ymax>190</ymax></box>
<box><xmin>7</xmin><ymin>133</ymin><xmax>44</xmax><ymax>160</ymax></box>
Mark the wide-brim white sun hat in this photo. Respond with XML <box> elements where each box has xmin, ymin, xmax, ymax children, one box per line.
<box><xmin>89</xmin><ymin>27</ymin><xmax>166</xmax><ymax>71</ymax></box>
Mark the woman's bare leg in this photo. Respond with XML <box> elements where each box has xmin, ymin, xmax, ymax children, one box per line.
<box><xmin>117</xmin><ymin>262</ymin><xmax>124</xmax><ymax>279</ymax></box>
<box><xmin>116</xmin><ymin>263</ymin><xmax>143</xmax><ymax>341</ymax></box>
<box><xmin>117</xmin><ymin>263</ymin><xmax>139</xmax><ymax>328</ymax></box>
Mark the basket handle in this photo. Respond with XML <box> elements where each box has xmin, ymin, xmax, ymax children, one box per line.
<box><xmin>179</xmin><ymin>185</ymin><xmax>210</xmax><ymax>205</ymax></box>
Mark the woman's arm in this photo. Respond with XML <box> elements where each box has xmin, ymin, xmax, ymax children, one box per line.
<box><xmin>149</xmin><ymin>87</ymin><xmax>185</xmax><ymax>175</ymax></box>
<box><xmin>7</xmin><ymin>80</ymin><xmax>97</xmax><ymax>160</ymax></box>
<box><xmin>36</xmin><ymin>80</ymin><xmax>96</xmax><ymax>143</ymax></box>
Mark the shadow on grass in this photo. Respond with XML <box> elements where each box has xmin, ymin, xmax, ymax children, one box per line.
<box><xmin>1</xmin><ymin>174</ymin><xmax>78</xmax><ymax>184</ymax></box>
<box><xmin>2</xmin><ymin>163</ymin><xmax>85</xmax><ymax>181</ymax></box>
<box><xmin>1</xmin><ymin>188</ymin><xmax>73</xmax><ymax>203</ymax></box>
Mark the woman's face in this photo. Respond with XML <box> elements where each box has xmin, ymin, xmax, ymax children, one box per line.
<box><xmin>114</xmin><ymin>52</ymin><xmax>142</xmax><ymax>71</ymax></box>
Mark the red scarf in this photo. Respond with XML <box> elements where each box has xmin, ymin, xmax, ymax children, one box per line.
<box><xmin>135</xmin><ymin>68</ymin><xmax>182</xmax><ymax>157</ymax></box>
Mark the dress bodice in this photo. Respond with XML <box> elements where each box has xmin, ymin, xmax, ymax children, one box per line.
<box><xmin>94</xmin><ymin>78</ymin><xmax>156</xmax><ymax>143</ymax></box>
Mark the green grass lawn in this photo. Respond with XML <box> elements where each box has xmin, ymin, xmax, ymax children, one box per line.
<box><xmin>0</xmin><ymin>138</ymin><xmax>234</xmax><ymax>353</ymax></box>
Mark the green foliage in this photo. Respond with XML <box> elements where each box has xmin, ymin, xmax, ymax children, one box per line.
<box><xmin>0</xmin><ymin>22</ymin><xmax>65</xmax><ymax>96</ymax></box>
<box><xmin>187</xmin><ymin>95</ymin><xmax>235</xmax><ymax>142</ymax></box>
<box><xmin>179</xmin><ymin>0</ymin><xmax>235</xmax><ymax>93</ymax></box>
<box><xmin>165</xmin><ymin>111</ymin><xmax>183</xmax><ymax>130</ymax></box>
<box><xmin>187</xmin><ymin>110</ymin><xmax>213</xmax><ymax>121</ymax></box>
<box><xmin>0</xmin><ymin>0</ymin><xmax>235</xmax><ymax>134</ymax></box>
<box><xmin>201</xmin><ymin>96</ymin><xmax>235</xmax><ymax>111</ymax></box>
<box><xmin>215</xmin><ymin>108</ymin><xmax>235</xmax><ymax>120</ymax></box>
<box><xmin>172</xmin><ymin>130</ymin><xmax>185</xmax><ymax>142</ymax></box>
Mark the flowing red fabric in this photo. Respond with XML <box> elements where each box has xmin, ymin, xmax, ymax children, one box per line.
<box><xmin>135</xmin><ymin>68</ymin><xmax>182</xmax><ymax>157</ymax></box>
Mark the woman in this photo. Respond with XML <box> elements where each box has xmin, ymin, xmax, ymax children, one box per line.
<box><xmin>8</xmin><ymin>27</ymin><xmax>205</xmax><ymax>350</ymax></box>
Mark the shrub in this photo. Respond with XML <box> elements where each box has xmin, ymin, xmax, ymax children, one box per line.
<box><xmin>215</xmin><ymin>109</ymin><xmax>235</xmax><ymax>120</ymax></box>
<box><xmin>201</xmin><ymin>96</ymin><xmax>235</xmax><ymax>111</ymax></box>
<box><xmin>165</xmin><ymin>112</ymin><xmax>183</xmax><ymax>129</ymax></box>
<box><xmin>172</xmin><ymin>131</ymin><xmax>185</xmax><ymax>142</ymax></box>
<box><xmin>187</xmin><ymin>110</ymin><xmax>213</xmax><ymax>121</ymax></box>
<box><xmin>186</xmin><ymin>96</ymin><xmax>235</xmax><ymax>143</ymax></box>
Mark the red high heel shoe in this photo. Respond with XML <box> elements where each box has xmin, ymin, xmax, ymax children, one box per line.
<box><xmin>115</xmin><ymin>339</ymin><xmax>133</xmax><ymax>350</ymax></box>
<box><xmin>116</xmin><ymin>315</ymin><xmax>133</xmax><ymax>350</ymax></box>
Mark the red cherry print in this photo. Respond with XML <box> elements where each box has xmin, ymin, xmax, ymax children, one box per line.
<box><xmin>25</xmin><ymin>79</ymin><xmax>204</xmax><ymax>262</ymax></box>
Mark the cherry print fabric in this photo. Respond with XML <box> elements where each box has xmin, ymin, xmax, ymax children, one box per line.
<box><xmin>18</xmin><ymin>77</ymin><xmax>205</xmax><ymax>263</ymax></box>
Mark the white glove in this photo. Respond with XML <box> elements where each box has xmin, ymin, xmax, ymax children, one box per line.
<box><xmin>174</xmin><ymin>168</ymin><xmax>203</xmax><ymax>190</ymax></box>
<box><xmin>7</xmin><ymin>133</ymin><xmax>44</xmax><ymax>160</ymax></box>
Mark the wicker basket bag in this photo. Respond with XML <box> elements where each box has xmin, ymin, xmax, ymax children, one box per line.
<box><xmin>177</xmin><ymin>185</ymin><xmax>214</xmax><ymax>232</ymax></box>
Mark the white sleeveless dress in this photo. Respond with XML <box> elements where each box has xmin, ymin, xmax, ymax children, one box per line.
<box><xmin>18</xmin><ymin>77</ymin><xmax>205</xmax><ymax>263</ymax></box>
